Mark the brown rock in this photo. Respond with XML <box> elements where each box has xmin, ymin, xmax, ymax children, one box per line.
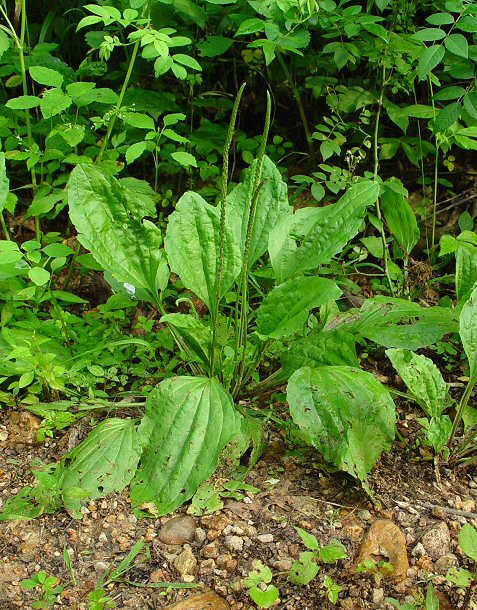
<box><xmin>354</xmin><ymin>519</ymin><xmax>409</xmax><ymax>582</ymax></box>
<box><xmin>8</xmin><ymin>410</ymin><xmax>41</xmax><ymax>444</ymax></box>
<box><xmin>159</xmin><ymin>515</ymin><xmax>197</xmax><ymax>545</ymax></box>
<box><xmin>162</xmin><ymin>591</ymin><xmax>230</xmax><ymax>609</ymax></box>
<box><xmin>174</xmin><ymin>548</ymin><xmax>197</xmax><ymax>577</ymax></box>
<box><xmin>201</xmin><ymin>542</ymin><xmax>219</xmax><ymax>559</ymax></box>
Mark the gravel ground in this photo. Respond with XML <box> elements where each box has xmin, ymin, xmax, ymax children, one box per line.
<box><xmin>1</xmin><ymin>407</ymin><xmax>477</xmax><ymax>610</ymax></box>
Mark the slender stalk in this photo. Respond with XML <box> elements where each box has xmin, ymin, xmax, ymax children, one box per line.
<box><xmin>0</xmin><ymin>211</ymin><xmax>10</xmax><ymax>240</ymax></box>
<box><xmin>232</xmin><ymin>92</ymin><xmax>272</xmax><ymax>397</ymax></box>
<box><xmin>276</xmin><ymin>50</ymin><xmax>316</xmax><ymax>169</ymax></box>
<box><xmin>97</xmin><ymin>38</ymin><xmax>140</xmax><ymax>162</ymax></box>
<box><xmin>62</xmin><ymin>241</ymin><xmax>81</xmax><ymax>291</ymax></box>
<box><xmin>210</xmin><ymin>83</ymin><xmax>246</xmax><ymax>376</ymax></box>
<box><xmin>447</xmin><ymin>377</ymin><xmax>476</xmax><ymax>449</ymax></box>
<box><xmin>428</xmin><ymin>78</ymin><xmax>439</xmax><ymax>251</ymax></box>
<box><xmin>373</xmin><ymin>65</ymin><xmax>395</xmax><ymax>297</ymax></box>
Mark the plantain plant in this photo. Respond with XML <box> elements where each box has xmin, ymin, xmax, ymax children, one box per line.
<box><xmin>0</xmin><ymin>88</ymin><xmax>460</xmax><ymax>521</ymax></box>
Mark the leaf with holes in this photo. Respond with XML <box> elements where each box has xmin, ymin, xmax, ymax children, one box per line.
<box><xmin>386</xmin><ymin>349</ymin><xmax>448</xmax><ymax>418</ymax></box>
<box><xmin>130</xmin><ymin>376</ymin><xmax>241</xmax><ymax>515</ymax></box>
<box><xmin>287</xmin><ymin>366</ymin><xmax>395</xmax><ymax>494</ymax></box>
<box><xmin>61</xmin><ymin>418</ymin><xmax>142</xmax><ymax>517</ymax></box>
<box><xmin>269</xmin><ymin>181</ymin><xmax>379</xmax><ymax>283</ymax></box>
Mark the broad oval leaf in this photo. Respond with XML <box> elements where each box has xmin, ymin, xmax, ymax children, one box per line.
<box><xmin>61</xmin><ymin>418</ymin><xmax>142</xmax><ymax>516</ymax></box>
<box><xmin>445</xmin><ymin>33</ymin><xmax>468</xmax><ymax>58</ymax></box>
<box><xmin>459</xmin><ymin>523</ymin><xmax>477</xmax><ymax>563</ymax></box>
<box><xmin>434</xmin><ymin>101</ymin><xmax>462</xmax><ymax>132</ymax></box>
<box><xmin>164</xmin><ymin>191</ymin><xmax>241</xmax><ymax>311</ymax></box>
<box><xmin>269</xmin><ymin>180</ymin><xmax>379</xmax><ymax>283</ymax></box>
<box><xmin>226</xmin><ymin>155</ymin><xmax>291</xmax><ymax>267</ymax></box>
<box><xmin>287</xmin><ymin>366</ymin><xmax>395</xmax><ymax>493</ymax></box>
<box><xmin>281</xmin><ymin>330</ymin><xmax>358</xmax><ymax>375</ymax></box>
<box><xmin>386</xmin><ymin>348</ymin><xmax>448</xmax><ymax>417</ymax></box>
<box><xmin>160</xmin><ymin>313</ymin><xmax>211</xmax><ymax>370</ymax></box>
<box><xmin>327</xmin><ymin>297</ymin><xmax>458</xmax><ymax>350</ymax></box>
<box><xmin>130</xmin><ymin>376</ymin><xmax>241</xmax><ymax>515</ymax></box>
<box><xmin>256</xmin><ymin>276</ymin><xmax>341</xmax><ymax>339</ymax></box>
<box><xmin>418</xmin><ymin>44</ymin><xmax>445</xmax><ymax>80</ymax></box>
<box><xmin>68</xmin><ymin>164</ymin><xmax>167</xmax><ymax>297</ymax></box>
<box><xmin>456</xmin><ymin>244</ymin><xmax>477</xmax><ymax>303</ymax></box>
<box><xmin>460</xmin><ymin>284</ymin><xmax>477</xmax><ymax>382</ymax></box>
<box><xmin>381</xmin><ymin>180</ymin><xmax>419</xmax><ymax>255</ymax></box>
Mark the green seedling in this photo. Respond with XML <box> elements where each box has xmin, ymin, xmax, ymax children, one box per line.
<box><xmin>321</xmin><ymin>575</ymin><xmax>342</xmax><ymax>604</ymax></box>
<box><xmin>289</xmin><ymin>527</ymin><xmax>347</xmax><ymax>586</ymax></box>
<box><xmin>387</xmin><ymin>582</ymin><xmax>439</xmax><ymax>610</ymax></box>
<box><xmin>87</xmin><ymin>588</ymin><xmax>117</xmax><ymax>610</ymax></box>
<box><xmin>21</xmin><ymin>571</ymin><xmax>64</xmax><ymax>609</ymax></box>
<box><xmin>245</xmin><ymin>561</ymin><xmax>280</xmax><ymax>609</ymax></box>
<box><xmin>356</xmin><ymin>558</ymin><xmax>394</xmax><ymax>584</ymax></box>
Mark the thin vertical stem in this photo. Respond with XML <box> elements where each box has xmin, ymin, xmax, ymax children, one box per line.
<box><xmin>276</xmin><ymin>50</ymin><xmax>316</xmax><ymax>169</ymax></box>
<box><xmin>97</xmin><ymin>39</ymin><xmax>140</xmax><ymax>162</ymax></box>
<box><xmin>0</xmin><ymin>211</ymin><xmax>10</xmax><ymax>240</ymax></box>
<box><xmin>373</xmin><ymin>65</ymin><xmax>395</xmax><ymax>297</ymax></box>
<box><xmin>210</xmin><ymin>83</ymin><xmax>246</xmax><ymax>376</ymax></box>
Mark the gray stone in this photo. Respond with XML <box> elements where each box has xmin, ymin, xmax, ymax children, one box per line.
<box><xmin>420</xmin><ymin>522</ymin><xmax>451</xmax><ymax>560</ymax></box>
<box><xmin>372</xmin><ymin>588</ymin><xmax>384</xmax><ymax>604</ymax></box>
<box><xmin>434</xmin><ymin>553</ymin><xmax>458</xmax><ymax>575</ymax></box>
<box><xmin>224</xmin><ymin>535</ymin><xmax>244</xmax><ymax>552</ymax></box>
<box><xmin>159</xmin><ymin>515</ymin><xmax>197</xmax><ymax>545</ymax></box>
<box><xmin>256</xmin><ymin>533</ymin><xmax>274</xmax><ymax>543</ymax></box>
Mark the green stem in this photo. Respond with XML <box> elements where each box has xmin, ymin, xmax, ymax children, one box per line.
<box><xmin>373</xmin><ymin>65</ymin><xmax>395</xmax><ymax>297</ymax></box>
<box><xmin>210</xmin><ymin>83</ymin><xmax>246</xmax><ymax>377</ymax></box>
<box><xmin>62</xmin><ymin>241</ymin><xmax>81</xmax><ymax>291</ymax></box>
<box><xmin>0</xmin><ymin>211</ymin><xmax>10</xmax><ymax>240</ymax></box>
<box><xmin>428</xmin><ymin>78</ymin><xmax>439</xmax><ymax>251</ymax></box>
<box><xmin>276</xmin><ymin>50</ymin><xmax>316</xmax><ymax>170</ymax></box>
<box><xmin>97</xmin><ymin>38</ymin><xmax>140</xmax><ymax>162</ymax></box>
<box><xmin>447</xmin><ymin>376</ymin><xmax>476</xmax><ymax>449</ymax></box>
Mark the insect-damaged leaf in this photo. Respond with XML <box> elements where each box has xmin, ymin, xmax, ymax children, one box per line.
<box><xmin>287</xmin><ymin>366</ymin><xmax>395</xmax><ymax>495</ymax></box>
<box><xmin>130</xmin><ymin>376</ymin><xmax>241</xmax><ymax>515</ymax></box>
<box><xmin>269</xmin><ymin>180</ymin><xmax>379</xmax><ymax>283</ymax></box>
<box><xmin>61</xmin><ymin>418</ymin><xmax>141</xmax><ymax>517</ymax></box>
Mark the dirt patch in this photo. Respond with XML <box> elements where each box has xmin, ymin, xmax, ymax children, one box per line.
<box><xmin>1</xmin><ymin>408</ymin><xmax>477</xmax><ymax>609</ymax></box>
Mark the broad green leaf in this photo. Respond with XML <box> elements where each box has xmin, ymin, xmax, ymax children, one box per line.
<box><xmin>235</xmin><ymin>18</ymin><xmax>265</xmax><ymax>36</ymax></box>
<box><xmin>287</xmin><ymin>366</ymin><xmax>395</xmax><ymax>493</ymax></box>
<box><xmin>172</xmin><ymin>53</ymin><xmax>202</xmax><ymax>71</ymax></box>
<box><xmin>68</xmin><ymin>164</ymin><xmax>166</xmax><ymax>296</ymax></box>
<box><xmin>126</xmin><ymin>141</ymin><xmax>148</xmax><ymax>164</ymax></box>
<box><xmin>318</xmin><ymin>539</ymin><xmax>348</xmax><ymax>563</ymax></box>
<box><xmin>226</xmin><ymin>155</ymin><xmax>290</xmax><ymax>267</ymax></box>
<box><xmin>456</xmin><ymin>243</ymin><xmax>477</xmax><ymax>302</ymax></box>
<box><xmin>269</xmin><ymin>181</ymin><xmax>379</xmax><ymax>283</ymax></box>
<box><xmin>459</xmin><ymin>523</ymin><xmax>477</xmax><ymax>563</ymax></box>
<box><xmin>381</xmin><ymin>180</ymin><xmax>419</xmax><ymax>255</ymax></box>
<box><xmin>0</xmin><ymin>153</ymin><xmax>9</xmax><ymax>213</ymax></box>
<box><xmin>375</xmin><ymin>0</ymin><xmax>392</xmax><ymax>10</ymax></box>
<box><xmin>412</xmin><ymin>28</ymin><xmax>446</xmax><ymax>42</ymax></box>
<box><xmin>122</xmin><ymin>111</ymin><xmax>155</xmax><ymax>130</ymax></box>
<box><xmin>164</xmin><ymin>191</ymin><xmax>241</xmax><ymax>311</ymax></box>
<box><xmin>328</xmin><ymin>297</ymin><xmax>458</xmax><ymax>350</ymax></box>
<box><xmin>295</xmin><ymin>527</ymin><xmax>319</xmax><ymax>550</ymax></box>
<box><xmin>434</xmin><ymin>101</ymin><xmax>462</xmax><ymax>132</ymax></box>
<box><xmin>434</xmin><ymin>86</ymin><xmax>466</xmax><ymax>101</ymax></box>
<box><xmin>0</xmin><ymin>29</ymin><xmax>9</xmax><ymax>59</ymax></box>
<box><xmin>130</xmin><ymin>376</ymin><xmax>241</xmax><ymax>515</ymax></box>
<box><xmin>281</xmin><ymin>330</ymin><xmax>358</xmax><ymax>375</ymax></box>
<box><xmin>289</xmin><ymin>552</ymin><xmax>320</xmax><ymax>585</ymax></box>
<box><xmin>197</xmin><ymin>36</ymin><xmax>233</xmax><ymax>58</ymax></box>
<box><xmin>425</xmin><ymin>415</ymin><xmax>452</xmax><ymax>453</ymax></box>
<box><xmin>160</xmin><ymin>313</ymin><xmax>211</xmax><ymax>370</ymax></box>
<box><xmin>28</xmin><ymin>267</ymin><xmax>50</xmax><ymax>286</ymax></box>
<box><xmin>250</xmin><ymin>585</ymin><xmax>280</xmax><ymax>608</ymax></box>
<box><xmin>256</xmin><ymin>277</ymin><xmax>341</xmax><ymax>339</ymax></box>
<box><xmin>386</xmin><ymin>349</ymin><xmax>448</xmax><ymax>417</ymax></box>
<box><xmin>426</xmin><ymin>13</ymin><xmax>454</xmax><ymax>25</ymax></box>
<box><xmin>5</xmin><ymin>95</ymin><xmax>41</xmax><ymax>110</ymax></box>
<box><xmin>460</xmin><ymin>284</ymin><xmax>477</xmax><ymax>382</ymax></box>
<box><xmin>40</xmin><ymin>89</ymin><xmax>72</xmax><ymax>119</ymax></box>
<box><xmin>29</xmin><ymin>66</ymin><xmax>64</xmax><ymax>89</ymax></box>
<box><xmin>463</xmin><ymin>92</ymin><xmax>477</xmax><ymax>119</ymax></box>
<box><xmin>61</xmin><ymin>418</ymin><xmax>141</xmax><ymax>517</ymax></box>
<box><xmin>171</xmin><ymin>151</ymin><xmax>197</xmax><ymax>167</ymax></box>
<box><xmin>445</xmin><ymin>33</ymin><xmax>468</xmax><ymax>58</ymax></box>
<box><xmin>418</xmin><ymin>45</ymin><xmax>445</xmax><ymax>79</ymax></box>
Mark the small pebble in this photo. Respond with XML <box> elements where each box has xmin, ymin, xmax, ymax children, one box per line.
<box><xmin>256</xmin><ymin>534</ymin><xmax>274</xmax><ymax>543</ymax></box>
<box><xmin>224</xmin><ymin>536</ymin><xmax>244</xmax><ymax>552</ymax></box>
